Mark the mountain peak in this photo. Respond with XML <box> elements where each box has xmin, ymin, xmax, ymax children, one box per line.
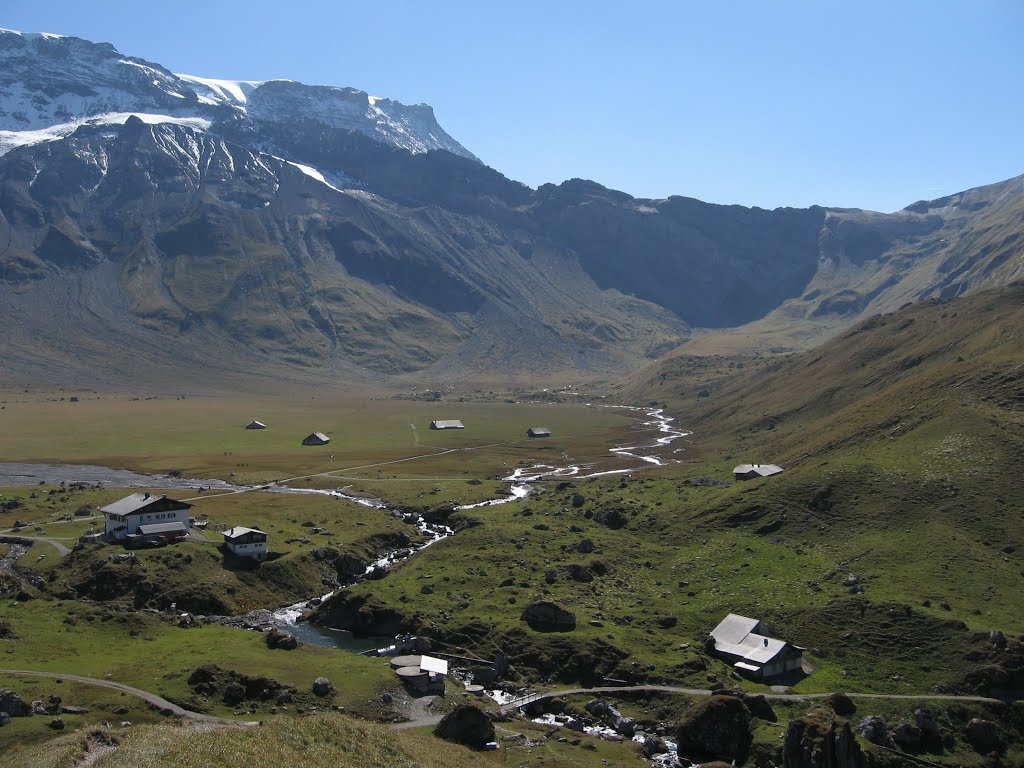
<box><xmin>0</xmin><ymin>27</ymin><xmax>478</xmax><ymax>162</ymax></box>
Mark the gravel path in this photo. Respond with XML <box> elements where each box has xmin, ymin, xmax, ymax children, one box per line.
<box><xmin>0</xmin><ymin>669</ymin><xmax>256</xmax><ymax>725</ymax></box>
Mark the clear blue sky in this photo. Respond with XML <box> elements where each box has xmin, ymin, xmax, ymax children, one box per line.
<box><xmin>5</xmin><ymin>1</ymin><xmax>1023</xmax><ymax>212</ymax></box>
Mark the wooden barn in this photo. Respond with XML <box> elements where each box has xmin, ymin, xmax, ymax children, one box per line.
<box><xmin>430</xmin><ymin>420</ymin><xmax>464</xmax><ymax>430</ymax></box>
<box><xmin>527</xmin><ymin>426</ymin><xmax>551</xmax><ymax>438</ymax></box>
<box><xmin>245</xmin><ymin>420</ymin><xmax>267</xmax><ymax>430</ymax></box>
<box><xmin>302</xmin><ymin>432</ymin><xmax>331</xmax><ymax>445</ymax></box>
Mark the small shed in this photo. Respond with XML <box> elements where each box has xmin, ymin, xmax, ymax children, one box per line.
<box><xmin>222</xmin><ymin>526</ymin><xmax>268</xmax><ymax>560</ymax></box>
<box><xmin>245</xmin><ymin>420</ymin><xmax>267</xmax><ymax>430</ymax></box>
<box><xmin>302</xmin><ymin>432</ymin><xmax>331</xmax><ymax>445</ymax></box>
<box><xmin>430</xmin><ymin>420</ymin><xmax>464</xmax><ymax>430</ymax></box>
<box><xmin>527</xmin><ymin>426</ymin><xmax>551</xmax><ymax>438</ymax></box>
<box><xmin>733</xmin><ymin>463</ymin><xmax>784</xmax><ymax>481</ymax></box>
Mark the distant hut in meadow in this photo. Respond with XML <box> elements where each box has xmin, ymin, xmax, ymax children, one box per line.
<box><xmin>430</xmin><ymin>420</ymin><xmax>464</xmax><ymax>430</ymax></box>
<box><xmin>732</xmin><ymin>463</ymin><xmax>784</xmax><ymax>481</ymax></box>
<box><xmin>245</xmin><ymin>420</ymin><xmax>267</xmax><ymax>430</ymax></box>
<box><xmin>527</xmin><ymin>426</ymin><xmax>551</xmax><ymax>438</ymax></box>
<box><xmin>302</xmin><ymin>432</ymin><xmax>331</xmax><ymax>446</ymax></box>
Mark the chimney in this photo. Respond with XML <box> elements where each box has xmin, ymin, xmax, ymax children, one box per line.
<box><xmin>143</xmin><ymin>492</ymin><xmax>150</xmax><ymax>499</ymax></box>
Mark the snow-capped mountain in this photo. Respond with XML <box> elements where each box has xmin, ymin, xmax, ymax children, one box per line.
<box><xmin>0</xmin><ymin>26</ymin><xmax>478</xmax><ymax>161</ymax></box>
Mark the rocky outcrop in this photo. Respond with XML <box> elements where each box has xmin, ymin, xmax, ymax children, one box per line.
<box><xmin>966</xmin><ymin>718</ymin><xmax>1000</xmax><ymax>753</ymax></box>
<box><xmin>783</xmin><ymin>707</ymin><xmax>866</xmax><ymax>768</ymax></box>
<box><xmin>434</xmin><ymin>705</ymin><xmax>495</xmax><ymax>749</ymax></box>
<box><xmin>309</xmin><ymin>591</ymin><xmax>409</xmax><ymax>636</ymax></box>
<box><xmin>520</xmin><ymin>601</ymin><xmax>576</xmax><ymax>632</ymax></box>
<box><xmin>311</xmin><ymin>677</ymin><xmax>335</xmax><ymax>698</ymax></box>
<box><xmin>675</xmin><ymin>695</ymin><xmax>753</xmax><ymax>765</ymax></box>
<box><xmin>584</xmin><ymin>698</ymin><xmax>635</xmax><ymax>737</ymax></box>
<box><xmin>265</xmin><ymin>627</ymin><xmax>300</xmax><ymax>650</ymax></box>
<box><xmin>0</xmin><ymin>690</ymin><xmax>32</xmax><ymax>717</ymax></box>
<box><xmin>187</xmin><ymin>664</ymin><xmax>291</xmax><ymax>705</ymax></box>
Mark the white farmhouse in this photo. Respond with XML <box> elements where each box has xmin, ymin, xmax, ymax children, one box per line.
<box><xmin>222</xmin><ymin>526</ymin><xmax>268</xmax><ymax>560</ymax></box>
<box><xmin>101</xmin><ymin>493</ymin><xmax>192</xmax><ymax>542</ymax></box>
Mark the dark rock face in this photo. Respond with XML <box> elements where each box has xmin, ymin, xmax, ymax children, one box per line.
<box><xmin>309</xmin><ymin>591</ymin><xmax>408</xmax><ymax>636</ymax></box>
<box><xmin>966</xmin><ymin>718</ymin><xmax>1000</xmax><ymax>753</ymax></box>
<box><xmin>783</xmin><ymin>708</ymin><xmax>866</xmax><ymax>768</ymax></box>
<box><xmin>675</xmin><ymin>695</ymin><xmax>753</xmax><ymax>765</ymax></box>
<box><xmin>742</xmin><ymin>694</ymin><xmax>777</xmax><ymax>723</ymax></box>
<box><xmin>520</xmin><ymin>601</ymin><xmax>576</xmax><ymax>632</ymax></box>
<box><xmin>827</xmin><ymin>693</ymin><xmax>857</xmax><ymax>717</ymax></box>
<box><xmin>0</xmin><ymin>690</ymin><xmax>32</xmax><ymax>717</ymax></box>
<box><xmin>434</xmin><ymin>705</ymin><xmax>495</xmax><ymax>749</ymax></box>
<box><xmin>891</xmin><ymin>722</ymin><xmax>922</xmax><ymax>753</ymax></box>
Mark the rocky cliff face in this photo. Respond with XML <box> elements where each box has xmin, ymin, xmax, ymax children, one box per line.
<box><xmin>783</xmin><ymin>708</ymin><xmax>867</xmax><ymax>768</ymax></box>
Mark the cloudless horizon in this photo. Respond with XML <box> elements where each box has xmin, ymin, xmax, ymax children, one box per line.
<box><xmin>4</xmin><ymin>1</ymin><xmax>1023</xmax><ymax>212</ymax></box>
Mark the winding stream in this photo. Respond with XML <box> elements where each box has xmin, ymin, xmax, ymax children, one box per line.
<box><xmin>0</xmin><ymin>406</ymin><xmax>689</xmax><ymax>653</ymax></box>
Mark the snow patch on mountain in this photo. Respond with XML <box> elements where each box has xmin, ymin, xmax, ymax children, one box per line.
<box><xmin>176</xmin><ymin>74</ymin><xmax>265</xmax><ymax>107</ymax></box>
<box><xmin>0</xmin><ymin>26</ymin><xmax>479</xmax><ymax>163</ymax></box>
<box><xmin>0</xmin><ymin>113</ymin><xmax>212</xmax><ymax>156</ymax></box>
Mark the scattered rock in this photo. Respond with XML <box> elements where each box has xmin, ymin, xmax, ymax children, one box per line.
<box><xmin>576</xmin><ymin>539</ymin><xmax>594</xmax><ymax>553</ymax></box>
<box><xmin>0</xmin><ymin>712</ymin><xmax>10</xmax><ymax>727</ymax></box>
<box><xmin>657</xmin><ymin>615</ymin><xmax>678</xmax><ymax>629</ymax></box>
<box><xmin>521</xmin><ymin>601</ymin><xmax>576</xmax><ymax>632</ymax></box>
<box><xmin>0</xmin><ymin>690</ymin><xmax>32</xmax><ymax>718</ymax></box>
<box><xmin>892</xmin><ymin>722</ymin><xmax>922</xmax><ymax>753</ymax></box>
<box><xmin>48</xmin><ymin>717</ymin><xmax>65</xmax><ymax>730</ymax></box>
<box><xmin>856</xmin><ymin>715</ymin><xmax>890</xmax><ymax>746</ymax></box>
<box><xmin>434</xmin><ymin>705</ymin><xmax>495</xmax><ymax>749</ymax></box>
<box><xmin>312</xmin><ymin>677</ymin><xmax>335</xmax><ymax>697</ymax></box>
<box><xmin>112</xmin><ymin>706</ymin><xmax>129</xmax><ymax>715</ymax></box>
<box><xmin>827</xmin><ymin>692</ymin><xmax>856</xmax><ymax>717</ymax></box>
<box><xmin>990</xmin><ymin>630</ymin><xmax>1007</xmax><ymax>649</ymax></box>
<box><xmin>675</xmin><ymin>695</ymin><xmax>753</xmax><ymax>764</ymax></box>
<box><xmin>571</xmin><ymin>494</ymin><xmax>585</xmax><ymax>508</ymax></box>
<box><xmin>642</xmin><ymin>734</ymin><xmax>668</xmax><ymax>757</ymax></box>
<box><xmin>223</xmin><ymin>682</ymin><xmax>246</xmax><ymax>706</ymax></box>
<box><xmin>265</xmin><ymin>628</ymin><xmax>300</xmax><ymax>650</ymax></box>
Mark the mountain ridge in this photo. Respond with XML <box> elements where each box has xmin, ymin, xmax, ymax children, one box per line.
<box><xmin>0</xmin><ymin>27</ymin><xmax>1022</xmax><ymax>386</ymax></box>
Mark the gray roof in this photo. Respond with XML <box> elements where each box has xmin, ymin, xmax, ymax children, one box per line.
<box><xmin>100</xmin><ymin>493</ymin><xmax>192</xmax><ymax>518</ymax></box>
<box><xmin>304</xmin><ymin>432</ymin><xmax>330</xmax><ymax>442</ymax></box>
<box><xmin>528</xmin><ymin>426</ymin><xmax>551</xmax><ymax>435</ymax></box>
<box><xmin>710</xmin><ymin>613</ymin><xmax>792</xmax><ymax>666</ymax></box>
<box><xmin>733</xmin><ymin>463</ymin><xmax>784</xmax><ymax>477</ymax></box>
<box><xmin>222</xmin><ymin>526</ymin><xmax>266</xmax><ymax>540</ymax></box>
<box><xmin>136</xmin><ymin>521</ymin><xmax>188</xmax><ymax>536</ymax></box>
<box><xmin>245</xmin><ymin>420</ymin><xmax>267</xmax><ymax>429</ymax></box>
<box><xmin>431</xmin><ymin>419</ymin><xmax>464</xmax><ymax>429</ymax></box>
<box><xmin>710</xmin><ymin>613</ymin><xmax>761</xmax><ymax>645</ymax></box>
